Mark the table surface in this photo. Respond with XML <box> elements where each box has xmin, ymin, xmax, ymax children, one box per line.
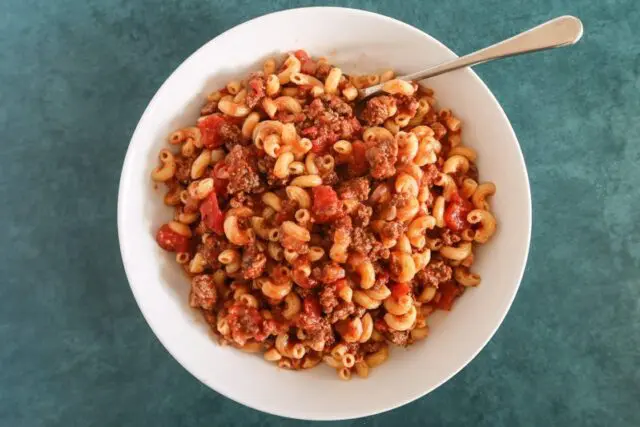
<box><xmin>1</xmin><ymin>0</ymin><xmax>639</xmax><ymax>426</ymax></box>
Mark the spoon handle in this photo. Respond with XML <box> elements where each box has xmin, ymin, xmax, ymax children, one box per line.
<box><xmin>360</xmin><ymin>16</ymin><xmax>583</xmax><ymax>98</ymax></box>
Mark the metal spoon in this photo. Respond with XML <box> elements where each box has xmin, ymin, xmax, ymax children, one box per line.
<box><xmin>358</xmin><ymin>15</ymin><xmax>583</xmax><ymax>100</ymax></box>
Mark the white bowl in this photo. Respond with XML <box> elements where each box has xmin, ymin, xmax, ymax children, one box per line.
<box><xmin>118</xmin><ymin>7</ymin><xmax>531</xmax><ymax>420</ymax></box>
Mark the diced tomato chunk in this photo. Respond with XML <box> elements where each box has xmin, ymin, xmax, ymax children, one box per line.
<box><xmin>155</xmin><ymin>224</ymin><xmax>190</xmax><ymax>252</ymax></box>
<box><xmin>311</xmin><ymin>185</ymin><xmax>342</xmax><ymax>223</ymax></box>
<box><xmin>334</xmin><ymin>279</ymin><xmax>347</xmax><ymax>291</ymax></box>
<box><xmin>303</xmin><ymin>296</ymin><xmax>322</xmax><ymax>318</ymax></box>
<box><xmin>200</xmin><ymin>191</ymin><xmax>224</xmax><ymax>235</ymax></box>
<box><xmin>390</xmin><ymin>282</ymin><xmax>411</xmax><ymax>299</ymax></box>
<box><xmin>301</xmin><ymin>60</ymin><xmax>317</xmax><ymax>75</ymax></box>
<box><xmin>274</xmin><ymin>211</ymin><xmax>289</xmax><ymax>226</ymax></box>
<box><xmin>433</xmin><ymin>281</ymin><xmax>462</xmax><ymax>311</ymax></box>
<box><xmin>294</xmin><ymin>50</ymin><xmax>317</xmax><ymax>75</ymax></box>
<box><xmin>349</xmin><ymin>141</ymin><xmax>368</xmax><ymax>176</ymax></box>
<box><xmin>311</xmin><ymin>132</ymin><xmax>338</xmax><ymax>154</ymax></box>
<box><xmin>444</xmin><ymin>192</ymin><xmax>473</xmax><ymax>232</ymax></box>
<box><xmin>294</xmin><ymin>49</ymin><xmax>310</xmax><ymax>62</ymax></box>
<box><xmin>197</xmin><ymin>114</ymin><xmax>227</xmax><ymax>148</ymax></box>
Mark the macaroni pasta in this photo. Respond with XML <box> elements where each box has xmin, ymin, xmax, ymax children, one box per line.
<box><xmin>151</xmin><ymin>49</ymin><xmax>498</xmax><ymax>380</ymax></box>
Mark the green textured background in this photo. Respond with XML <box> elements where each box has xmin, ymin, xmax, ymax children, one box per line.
<box><xmin>1</xmin><ymin>0</ymin><xmax>638</xmax><ymax>425</ymax></box>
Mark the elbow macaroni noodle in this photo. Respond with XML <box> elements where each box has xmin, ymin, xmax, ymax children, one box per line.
<box><xmin>150</xmin><ymin>49</ymin><xmax>498</xmax><ymax>380</ymax></box>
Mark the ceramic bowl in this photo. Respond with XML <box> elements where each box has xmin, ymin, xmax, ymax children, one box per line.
<box><xmin>118</xmin><ymin>7</ymin><xmax>531</xmax><ymax>420</ymax></box>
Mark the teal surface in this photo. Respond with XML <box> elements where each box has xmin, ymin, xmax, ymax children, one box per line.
<box><xmin>1</xmin><ymin>0</ymin><xmax>638</xmax><ymax>426</ymax></box>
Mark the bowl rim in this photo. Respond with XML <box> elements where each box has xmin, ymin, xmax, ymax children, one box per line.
<box><xmin>117</xmin><ymin>6</ymin><xmax>532</xmax><ymax>420</ymax></box>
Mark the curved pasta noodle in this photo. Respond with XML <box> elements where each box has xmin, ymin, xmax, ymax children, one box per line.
<box><xmin>443</xmin><ymin>155</ymin><xmax>470</xmax><ymax>175</ymax></box>
<box><xmin>187</xmin><ymin>178</ymin><xmax>214</xmax><ymax>200</ymax></box>
<box><xmin>396</xmin><ymin>131</ymin><xmax>419</xmax><ymax>163</ymax></box>
<box><xmin>275</xmin><ymin>334</ymin><xmax>305</xmax><ymax>359</ymax></box>
<box><xmin>264</xmin><ymin>347</ymin><xmax>282</xmax><ymax>362</ymax></box>
<box><xmin>169</xmin><ymin>127</ymin><xmax>201</xmax><ymax>146</ymax></box>
<box><xmin>381</xmin><ymin>79</ymin><xmax>415</xmax><ymax>96</ymax></box>
<box><xmin>365</xmin><ymin>345</ymin><xmax>389</xmax><ymax>368</ymax></box>
<box><xmin>440</xmin><ymin>242</ymin><xmax>473</xmax><ymax>261</ymax></box>
<box><xmin>434</xmin><ymin>173</ymin><xmax>457</xmax><ymax>201</ymax></box>
<box><xmin>262</xmin><ymin>192</ymin><xmax>283</xmax><ymax>212</ymax></box>
<box><xmin>364</xmin><ymin>284</ymin><xmax>391</xmax><ymax>301</ymax></box>
<box><xmin>286</xmin><ymin>185</ymin><xmax>311</xmax><ymax>209</ymax></box>
<box><xmin>151</xmin><ymin>149</ymin><xmax>176</xmax><ymax>182</ymax></box>
<box><xmin>282</xmin><ymin>292</ymin><xmax>301</xmax><ymax>319</ymax></box>
<box><xmin>218</xmin><ymin>95</ymin><xmax>250</xmax><ymax>117</ymax></box>
<box><xmin>261</xmin><ymin>278</ymin><xmax>293</xmax><ymax>300</ymax></box>
<box><xmin>290</xmin><ymin>175</ymin><xmax>322</xmax><ymax>188</ymax></box>
<box><xmin>410</xmin><ymin>326</ymin><xmax>429</xmax><ymax>341</ymax></box>
<box><xmin>336</xmin><ymin>317</ymin><xmax>363</xmax><ymax>343</ymax></box>
<box><xmin>359</xmin><ymin>313</ymin><xmax>374</xmax><ymax>343</ymax></box>
<box><xmin>290</xmin><ymin>72</ymin><xmax>323</xmax><ymax>87</ymax></box>
<box><xmin>407</xmin><ymin>215</ymin><xmax>436</xmax><ymax>248</ymax></box>
<box><xmin>467</xmin><ymin>209</ymin><xmax>497</xmax><ymax>243</ymax></box>
<box><xmin>454</xmin><ymin>267</ymin><xmax>482</xmax><ymax>286</ymax></box>
<box><xmin>448</xmin><ymin>145</ymin><xmax>477</xmax><ymax>162</ymax></box>
<box><xmin>224</xmin><ymin>215</ymin><xmax>253</xmax><ymax>246</ymax></box>
<box><xmin>384</xmin><ymin>305</ymin><xmax>417</xmax><ymax>331</ymax></box>
<box><xmin>472</xmin><ymin>182</ymin><xmax>496</xmax><ymax>211</ymax></box>
<box><xmin>265</xmin><ymin>74</ymin><xmax>280</xmax><ymax>97</ymax></box>
<box><xmin>353</xmin><ymin>290</ymin><xmax>382</xmax><ymax>309</ymax></box>
<box><xmin>390</xmin><ymin>251</ymin><xmax>416</xmax><ymax>282</ymax></box>
<box><xmin>253</xmin><ymin>120</ymin><xmax>283</xmax><ymax>145</ymax></box>
<box><xmin>395</xmin><ymin>173</ymin><xmax>419</xmax><ymax>198</ymax></box>
<box><xmin>412</xmin><ymin>249</ymin><xmax>431</xmax><ymax>272</ymax></box>
<box><xmin>190</xmin><ymin>149</ymin><xmax>211</xmax><ymax>179</ymax></box>
<box><xmin>274</xmin><ymin>96</ymin><xmax>302</xmax><ymax>114</ymax></box>
<box><xmin>383</xmin><ymin>294</ymin><xmax>413</xmax><ymax>316</ymax></box>
<box><xmin>396</xmin><ymin>197</ymin><xmax>419</xmax><ymax>222</ymax></box>
<box><xmin>363</xmin><ymin>126</ymin><xmax>394</xmax><ymax>143</ymax></box>
<box><xmin>277</xmin><ymin>54</ymin><xmax>301</xmax><ymax>84</ymax></box>
<box><xmin>324</xmin><ymin>67</ymin><xmax>342</xmax><ymax>94</ymax></box>
<box><xmin>461</xmin><ymin>178</ymin><xmax>478</xmax><ymax>199</ymax></box>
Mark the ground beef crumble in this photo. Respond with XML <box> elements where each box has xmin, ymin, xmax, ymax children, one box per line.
<box><xmin>352</xmin><ymin>203</ymin><xmax>373</xmax><ymax>227</ymax></box>
<box><xmin>174</xmin><ymin>155</ymin><xmax>193</xmax><ymax>183</ymax></box>
<box><xmin>360</xmin><ymin>341</ymin><xmax>385</xmax><ymax>354</ymax></box>
<box><xmin>394</xmin><ymin>94</ymin><xmax>419</xmax><ymax>117</ymax></box>
<box><xmin>241</xmin><ymin>244</ymin><xmax>267</xmax><ymax>279</ymax></box>
<box><xmin>379</xmin><ymin>220</ymin><xmax>406</xmax><ymax>241</ymax></box>
<box><xmin>360</xmin><ymin>95</ymin><xmax>396</xmax><ymax>126</ymax></box>
<box><xmin>351</xmin><ymin>227</ymin><xmax>387</xmax><ymax>260</ymax></box>
<box><xmin>319</xmin><ymin>283</ymin><xmax>339</xmax><ymax>314</ymax></box>
<box><xmin>337</xmin><ymin>177</ymin><xmax>370</xmax><ymax>201</ymax></box>
<box><xmin>385</xmin><ymin>330</ymin><xmax>410</xmax><ymax>346</ymax></box>
<box><xmin>225</xmin><ymin>145</ymin><xmax>261</xmax><ymax>194</ymax></box>
<box><xmin>220</xmin><ymin>122</ymin><xmax>245</xmax><ymax>151</ymax></box>
<box><xmin>440</xmin><ymin>228</ymin><xmax>462</xmax><ymax>246</ymax></box>
<box><xmin>328</xmin><ymin>301</ymin><xmax>356</xmax><ymax>324</ymax></box>
<box><xmin>189</xmin><ymin>275</ymin><xmax>217</xmax><ymax>310</ymax></box>
<box><xmin>199</xmin><ymin>237</ymin><xmax>232</xmax><ymax>270</ymax></box>
<box><xmin>415</xmin><ymin>259</ymin><xmax>453</xmax><ymax>289</ymax></box>
<box><xmin>298</xmin><ymin>311</ymin><xmax>336</xmax><ymax>349</ymax></box>
<box><xmin>299</xmin><ymin>95</ymin><xmax>361</xmax><ymax>153</ymax></box>
<box><xmin>365</xmin><ymin>137</ymin><xmax>398</xmax><ymax>179</ymax></box>
<box><xmin>312</xmin><ymin>262</ymin><xmax>346</xmax><ymax>284</ymax></box>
